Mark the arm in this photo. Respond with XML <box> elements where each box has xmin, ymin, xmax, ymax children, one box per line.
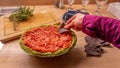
<box><xmin>82</xmin><ymin>15</ymin><xmax>120</xmax><ymax>48</ymax></box>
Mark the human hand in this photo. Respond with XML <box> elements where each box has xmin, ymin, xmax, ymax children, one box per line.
<box><xmin>64</xmin><ymin>13</ymin><xmax>85</xmax><ymax>31</ymax></box>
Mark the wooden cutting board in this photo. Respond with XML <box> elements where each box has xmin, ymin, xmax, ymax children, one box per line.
<box><xmin>0</xmin><ymin>8</ymin><xmax>60</xmax><ymax>42</ymax></box>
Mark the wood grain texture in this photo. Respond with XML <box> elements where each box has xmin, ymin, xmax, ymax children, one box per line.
<box><xmin>0</xmin><ymin>4</ymin><xmax>120</xmax><ymax>68</ymax></box>
<box><xmin>0</xmin><ymin>0</ymin><xmax>118</xmax><ymax>6</ymax></box>
<box><xmin>0</xmin><ymin>8</ymin><xmax>59</xmax><ymax>42</ymax></box>
<box><xmin>0</xmin><ymin>26</ymin><xmax>120</xmax><ymax>68</ymax></box>
<box><xmin>0</xmin><ymin>4</ymin><xmax>117</xmax><ymax>42</ymax></box>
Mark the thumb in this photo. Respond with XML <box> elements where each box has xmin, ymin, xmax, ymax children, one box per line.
<box><xmin>64</xmin><ymin>21</ymin><xmax>74</xmax><ymax>29</ymax></box>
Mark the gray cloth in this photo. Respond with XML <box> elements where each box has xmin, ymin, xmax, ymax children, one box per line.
<box><xmin>84</xmin><ymin>36</ymin><xmax>111</xmax><ymax>56</ymax></box>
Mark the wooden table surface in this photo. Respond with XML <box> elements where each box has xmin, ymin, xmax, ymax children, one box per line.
<box><xmin>0</xmin><ymin>4</ymin><xmax>120</xmax><ymax>68</ymax></box>
<box><xmin>0</xmin><ymin>0</ymin><xmax>118</xmax><ymax>6</ymax></box>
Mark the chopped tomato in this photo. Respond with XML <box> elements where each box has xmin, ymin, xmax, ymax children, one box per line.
<box><xmin>22</xmin><ymin>26</ymin><xmax>72</xmax><ymax>53</ymax></box>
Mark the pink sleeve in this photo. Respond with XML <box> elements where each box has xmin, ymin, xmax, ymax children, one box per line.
<box><xmin>82</xmin><ymin>15</ymin><xmax>120</xmax><ymax>48</ymax></box>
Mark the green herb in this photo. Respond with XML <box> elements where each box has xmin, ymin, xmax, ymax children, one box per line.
<box><xmin>9</xmin><ymin>6</ymin><xmax>34</xmax><ymax>31</ymax></box>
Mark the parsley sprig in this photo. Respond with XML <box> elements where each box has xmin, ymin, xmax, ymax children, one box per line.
<box><xmin>9</xmin><ymin>6</ymin><xmax>34</xmax><ymax>31</ymax></box>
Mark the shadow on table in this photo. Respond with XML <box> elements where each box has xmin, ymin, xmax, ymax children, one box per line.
<box><xmin>27</xmin><ymin>47</ymin><xmax>86</xmax><ymax>68</ymax></box>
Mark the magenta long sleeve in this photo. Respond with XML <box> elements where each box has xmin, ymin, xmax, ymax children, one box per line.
<box><xmin>82</xmin><ymin>15</ymin><xmax>120</xmax><ymax>48</ymax></box>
